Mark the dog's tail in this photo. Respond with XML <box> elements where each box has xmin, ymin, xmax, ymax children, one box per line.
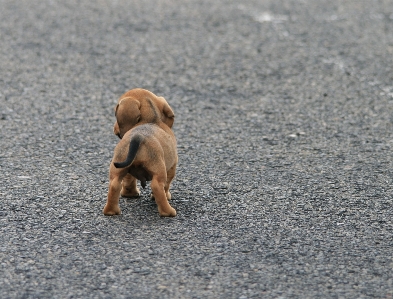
<box><xmin>113</xmin><ymin>135</ymin><xmax>142</xmax><ymax>168</ymax></box>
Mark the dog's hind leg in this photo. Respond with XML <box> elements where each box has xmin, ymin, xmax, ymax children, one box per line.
<box><xmin>103</xmin><ymin>171</ymin><xmax>123</xmax><ymax>215</ymax></box>
<box><xmin>165</xmin><ymin>163</ymin><xmax>177</xmax><ymax>200</ymax></box>
<box><xmin>121</xmin><ymin>173</ymin><xmax>140</xmax><ymax>198</ymax></box>
<box><xmin>151</xmin><ymin>172</ymin><xmax>176</xmax><ymax>217</ymax></box>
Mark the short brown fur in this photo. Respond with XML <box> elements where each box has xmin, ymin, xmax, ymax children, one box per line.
<box><xmin>103</xmin><ymin>89</ymin><xmax>177</xmax><ymax>217</ymax></box>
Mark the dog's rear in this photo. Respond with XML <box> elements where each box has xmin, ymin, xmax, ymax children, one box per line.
<box><xmin>113</xmin><ymin>135</ymin><xmax>142</xmax><ymax>168</ymax></box>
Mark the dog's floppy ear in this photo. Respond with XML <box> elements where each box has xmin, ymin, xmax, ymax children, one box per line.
<box><xmin>158</xmin><ymin>97</ymin><xmax>175</xmax><ymax>128</ymax></box>
<box><xmin>114</xmin><ymin>97</ymin><xmax>142</xmax><ymax>138</ymax></box>
<box><xmin>162</xmin><ymin>103</ymin><xmax>175</xmax><ymax>128</ymax></box>
<box><xmin>163</xmin><ymin>102</ymin><xmax>174</xmax><ymax>118</ymax></box>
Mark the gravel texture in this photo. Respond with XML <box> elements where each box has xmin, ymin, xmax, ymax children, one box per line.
<box><xmin>1</xmin><ymin>0</ymin><xmax>393</xmax><ymax>298</ymax></box>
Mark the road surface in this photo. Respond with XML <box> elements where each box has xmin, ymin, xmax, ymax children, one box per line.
<box><xmin>1</xmin><ymin>0</ymin><xmax>393</xmax><ymax>298</ymax></box>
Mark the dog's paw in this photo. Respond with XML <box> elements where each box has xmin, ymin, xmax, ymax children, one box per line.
<box><xmin>121</xmin><ymin>187</ymin><xmax>141</xmax><ymax>198</ymax></box>
<box><xmin>158</xmin><ymin>206</ymin><xmax>177</xmax><ymax>217</ymax></box>
<box><xmin>103</xmin><ymin>205</ymin><xmax>121</xmax><ymax>216</ymax></box>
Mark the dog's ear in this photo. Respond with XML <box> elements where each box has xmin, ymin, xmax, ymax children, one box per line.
<box><xmin>163</xmin><ymin>103</ymin><xmax>175</xmax><ymax>128</ymax></box>
<box><xmin>163</xmin><ymin>102</ymin><xmax>174</xmax><ymax>118</ymax></box>
<box><xmin>114</xmin><ymin>97</ymin><xmax>142</xmax><ymax>138</ymax></box>
<box><xmin>158</xmin><ymin>97</ymin><xmax>175</xmax><ymax>128</ymax></box>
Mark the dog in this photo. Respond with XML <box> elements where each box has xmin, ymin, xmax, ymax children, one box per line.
<box><xmin>103</xmin><ymin>88</ymin><xmax>178</xmax><ymax>217</ymax></box>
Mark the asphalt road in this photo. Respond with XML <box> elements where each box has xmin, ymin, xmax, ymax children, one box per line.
<box><xmin>1</xmin><ymin>0</ymin><xmax>393</xmax><ymax>298</ymax></box>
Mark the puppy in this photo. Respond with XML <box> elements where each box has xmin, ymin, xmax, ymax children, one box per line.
<box><xmin>103</xmin><ymin>89</ymin><xmax>177</xmax><ymax>217</ymax></box>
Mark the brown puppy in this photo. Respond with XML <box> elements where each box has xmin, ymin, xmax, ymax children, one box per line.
<box><xmin>103</xmin><ymin>89</ymin><xmax>177</xmax><ymax>217</ymax></box>
<box><xmin>113</xmin><ymin>88</ymin><xmax>175</xmax><ymax>200</ymax></box>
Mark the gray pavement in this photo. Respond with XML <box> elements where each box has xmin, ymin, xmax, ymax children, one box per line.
<box><xmin>1</xmin><ymin>0</ymin><xmax>393</xmax><ymax>298</ymax></box>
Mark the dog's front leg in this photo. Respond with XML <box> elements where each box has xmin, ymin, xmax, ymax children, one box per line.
<box><xmin>103</xmin><ymin>176</ymin><xmax>122</xmax><ymax>215</ymax></box>
<box><xmin>121</xmin><ymin>173</ymin><xmax>140</xmax><ymax>198</ymax></box>
<box><xmin>151</xmin><ymin>174</ymin><xmax>176</xmax><ymax>217</ymax></box>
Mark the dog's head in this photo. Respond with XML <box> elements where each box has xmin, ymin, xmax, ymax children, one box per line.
<box><xmin>113</xmin><ymin>88</ymin><xmax>175</xmax><ymax>139</ymax></box>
